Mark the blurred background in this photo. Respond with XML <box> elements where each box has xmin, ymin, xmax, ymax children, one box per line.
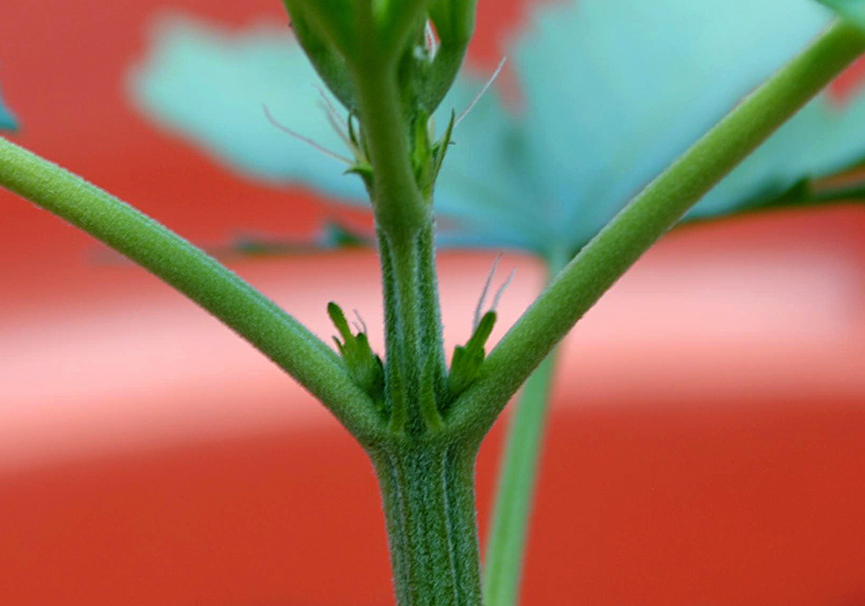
<box><xmin>2</xmin><ymin>0</ymin><xmax>865</xmax><ymax>604</ymax></box>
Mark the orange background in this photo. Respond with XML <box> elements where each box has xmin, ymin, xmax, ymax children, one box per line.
<box><xmin>2</xmin><ymin>1</ymin><xmax>865</xmax><ymax>604</ymax></box>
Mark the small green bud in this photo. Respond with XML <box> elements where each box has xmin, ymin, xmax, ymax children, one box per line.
<box><xmin>410</xmin><ymin>110</ymin><xmax>435</xmax><ymax>199</ymax></box>
<box><xmin>328</xmin><ymin>302</ymin><xmax>386</xmax><ymax>408</ymax></box>
<box><xmin>281</xmin><ymin>1</ymin><xmax>357</xmax><ymax>108</ymax></box>
<box><xmin>410</xmin><ymin>110</ymin><xmax>455</xmax><ymax>200</ymax></box>
<box><xmin>447</xmin><ymin>311</ymin><xmax>496</xmax><ymax>398</ymax></box>
<box><xmin>431</xmin><ymin>111</ymin><xmax>456</xmax><ymax>183</ymax></box>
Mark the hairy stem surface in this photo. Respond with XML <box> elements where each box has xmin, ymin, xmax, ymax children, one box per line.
<box><xmin>370</xmin><ymin>442</ymin><xmax>483</xmax><ymax>606</ymax></box>
<box><xmin>378</xmin><ymin>226</ymin><xmax>448</xmax><ymax>433</ymax></box>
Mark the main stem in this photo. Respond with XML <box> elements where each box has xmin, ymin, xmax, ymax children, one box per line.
<box><xmin>349</xmin><ymin>14</ymin><xmax>471</xmax><ymax>605</ymax></box>
<box><xmin>369</xmin><ymin>442</ymin><xmax>483</xmax><ymax>606</ymax></box>
<box><xmin>350</xmin><ymin>9</ymin><xmax>448</xmax><ymax>432</ymax></box>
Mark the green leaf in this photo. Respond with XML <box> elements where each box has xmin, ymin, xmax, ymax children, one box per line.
<box><xmin>282</xmin><ymin>0</ymin><xmax>358</xmax><ymax>57</ymax></box>
<box><xmin>281</xmin><ymin>2</ymin><xmax>355</xmax><ymax>108</ymax></box>
<box><xmin>0</xmin><ymin>80</ymin><xmax>17</xmax><ymax>131</ymax></box>
<box><xmin>815</xmin><ymin>0</ymin><xmax>865</xmax><ymax>29</ymax></box>
<box><xmin>427</xmin><ymin>0</ymin><xmax>865</xmax><ymax>257</ymax></box>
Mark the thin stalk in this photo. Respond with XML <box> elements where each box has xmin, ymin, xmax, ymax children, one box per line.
<box><xmin>449</xmin><ymin>20</ymin><xmax>865</xmax><ymax>439</ymax></box>
<box><xmin>0</xmin><ymin>136</ymin><xmax>384</xmax><ymax>443</ymax></box>
<box><xmin>482</xmin><ymin>250</ymin><xmax>569</xmax><ymax>606</ymax></box>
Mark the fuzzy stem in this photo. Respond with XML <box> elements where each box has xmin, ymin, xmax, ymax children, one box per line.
<box><xmin>370</xmin><ymin>442</ymin><xmax>483</xmax><ymax>606</ymax></box>
<box><xmin>377</xmin><ymin>226</ymin><xmax>448</xmax><ymax>434</ymax></box>
<box><xmin>353</xmin><ymin>1</ymin><xmax>448</xmax><ymax>432</ymax></box>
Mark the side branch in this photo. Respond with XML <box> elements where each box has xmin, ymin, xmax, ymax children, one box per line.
<box><xmin>447</xmin><ymin>20</ymin><xmax>865</xmax><ymax>439</ymax></box>
<box><xmin>0</xmin><ymin>137</ymin><xmax>384</xmax><ymax>443</ymax></box>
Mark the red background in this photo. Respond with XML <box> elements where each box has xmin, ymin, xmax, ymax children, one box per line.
<box><xmin>2</xmin><ymin>1</ymin><xmax>865</xmax><ymax>604</ymax></box>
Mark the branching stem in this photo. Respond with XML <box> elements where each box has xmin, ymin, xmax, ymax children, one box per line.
<box><xmin>4</xmin><ymin>10</ymin><xmax>865</xmax><ymax>606</ymax></box>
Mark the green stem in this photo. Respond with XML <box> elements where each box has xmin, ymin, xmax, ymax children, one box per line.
<box><xmin>370</xmin><ymin>441</ymin><xmax>483</xmax><ymax>606</ymax></box>
<box><xmin>352</xmin><ymin>2</ymin><xmax>448</xmax><ymax>434</ymax></box>
<box><xmin>375</xmin><ymin>210</ymin><xmax>448</xmax><ymax>435</ymax></box>
<box><xmin>417</xmin><ymin>225</ymin><xmax>450</xmax><ymax>406</ymax></box>
<box><xmin>0</xmin><ymin>136</ymin><xmax>384</xmax><ymax>443</ymax></box>
<box><xmin>378</xmin><ymin>226</ymin><xmax>446</xmax><ymax>433</ymax></box>
<box><xmin>449</xmin><ymin>20</ymin><xmax>865</xmax><ymax>439</ymax></box>
<box><xmin>482</xmin><ymin>250</ymin><xmax>568</xmax><ymax>606</ymax></box>
<box><xmin>353</xmin><ymin>5</ymin><xmax>428</xmax><ymax>241</ymax></box>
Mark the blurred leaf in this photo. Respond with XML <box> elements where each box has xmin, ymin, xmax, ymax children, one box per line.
<box><xmin>814</xmin><ymin>0</ymin><xmax>865</xmax><ymax>28</ymax></box>
<box><xmin>130</xmin><ymin>0</ymin><xmax>865</xmax><ymax>261</ymax></box>
<box><xmin>222</xmin><ymin>221</ymin><xmax>371</xmax><ymax>258</ymax></box>
<box><xmin>130</xmin><ymin>17</ymin><xmax>367</xmax><ymax>203</ymax></box>
<box><xmin>93</xmin><ymin>220</ymin><xmax>370</xmax><ymax>266</ymax></box>
<box><xmin>0</xmin><ymin>80</ymin><xmax>17</xmax><ymax>131</ymax></box>
<box><xmin>687</xmin><ymin>89</ymin><xmax>865</xmax><ymax>220</ymax></box>
<box><xmin>505</xmin><ymin>0</ymin><xmax>865</xmax><ymax>257</ymax></box>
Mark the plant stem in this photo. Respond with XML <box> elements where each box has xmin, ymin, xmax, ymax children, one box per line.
<box><xmin>0</xmin><ymin>136</ymin><xmax>384</xmax><ymax>443</ymax></box>
<box><xmin>449</xmin><ymin>19</ymin><xmax>865</xmax><ymax>439</ymax></box>
<box><xmin>353</xmin><ymin>6</ymin><xmax>429</xmax><ymax>241</ymax></box>
<box><xmin>346</xmin><ymin>12</ymin><xmax>476</xmax><ymax>604</ymax></box>
<box><xmin>370</xmin><ymin>441</ymin><xmax>483</xmax><ymax>606</ymax></box>
<box><xmin>351</xmin><ymin>2</ymin><xmax>448</xmax><ymax>434</ymax></box>
<box><xmin>482</xmin><ymin>250</ymin><xmax>568</xmax><ymax>606</ymax></box>
<box><xmin>378</xmin><ymin>225</ymin><xmax>448</xmax><ymax>433</ymax></box>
